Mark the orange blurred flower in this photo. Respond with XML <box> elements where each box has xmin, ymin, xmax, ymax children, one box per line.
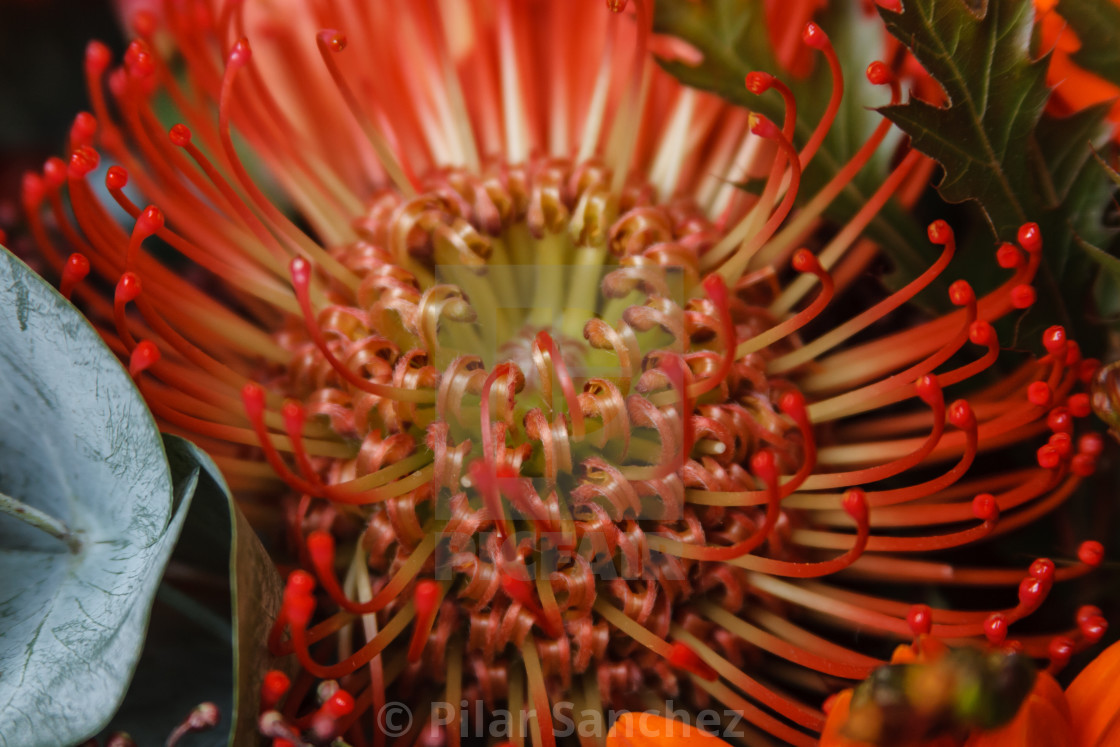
<box><xmin>1035</xmin><ymin>0</ymin><xmax>1120</xmax><ymax>139</ymax></box>
<box><xmin>965</xmin><ymin>671</ymin><xmax>1072</xmax><ymax>747</ymax></box>
<box><xmin>821</xmin><ymin>637</ymin><xmax>1120</xmax><ymax>747</ymax></box>
<box><xmin>1067</xmin><ymin>637</ymin><xmax>1120</xmax><ymax>746</ymax></box>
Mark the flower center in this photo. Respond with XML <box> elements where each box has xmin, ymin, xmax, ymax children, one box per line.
<box><xmin>271</xmin><ymin>157</ymin><xmax>817</xmax><ymax>700</ymax></box>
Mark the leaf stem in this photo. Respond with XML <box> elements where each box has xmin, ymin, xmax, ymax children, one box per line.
<box><xmin>0</xmin><ymin>489</ymin><xmax>80</xmax><ymax>552</ymax></box>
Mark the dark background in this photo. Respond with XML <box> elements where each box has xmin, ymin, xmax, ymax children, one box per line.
<box><xmin>0</xmin><ymin>0</ymin><xmax>125</xmax><ymax>245</ymax></box>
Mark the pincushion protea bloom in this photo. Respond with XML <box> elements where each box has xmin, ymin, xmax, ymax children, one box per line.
<box><xmin>20</xmin><ymin>0</ymin><xmax>1112</xmax><ymax>745</ymax></box>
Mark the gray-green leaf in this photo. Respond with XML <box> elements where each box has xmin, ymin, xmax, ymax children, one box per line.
<box><xmin>101</xmin><ymin>435</ymin><xmax>289</xmax><ymax>746</ymax></box>
<box><xmin>0</xmin><ymin>248</ymin><xmax>190</xmax><ymax>746</ymax></box>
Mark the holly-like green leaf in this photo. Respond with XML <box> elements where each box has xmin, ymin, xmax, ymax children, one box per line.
<box><xmin>653</xmin><ymin>1</ymin><xmax>780</xmax><ymax>120</ymax></box>
<box><xmin>1036</xmin><ymin>104</ymin><xmax>1114</xmax><ymax>203</ymax></box>
<box><xmin>1055</xmin><ymin>0</ymin><xmax>1120</xmax><ymax>87</ymax></box>
<box><xmin>877</xmin><ymin>0</ymin><xmax>1120</xmax><ymax>349</ymax></box>
<box><xmin>0</xmin><ymin>248</ymin><xmax>189</xmax><ymax>747</ymax></box>
<box><xmin>653</xmin><ymin>0</ymin><xmax>939</xmax><ymax>292</ymax></box>
<box><xmin>100</xmin><ymin>435</ymin><xmax>289</xmax><ymax>747</ymax></box>
<box><xmin>1024</xmin><ymin>105</ymin><xmax>1118</xmax><ymax>348</ymax></box>
<box><xmin>1091</xmin><ymin>146</ymin><xmax>1120</xmax><ymax>190</ymax></box>
<box><xmin>1081</xmin><ymin>235</ymin><xmax>1120</xmax><ymax>289</ymax></box>
<box><xmin>877</xmin><ymin>0</ymin><xmax>1051</xmax><ymax>239</ymax></box>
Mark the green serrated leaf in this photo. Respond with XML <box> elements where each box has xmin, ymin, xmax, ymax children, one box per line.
<box><xmin>1064</xmin><ymin>163</ymin><xmax>1120</xmax><ymax>281</ymax></box>
<box><xmin>1055</xmin><ymin>0</ymin><xmax>1120</xmax><ymax>87</ymax></box>
<box><xmin>1078</xmin><ymin>233</ymin><xmax>1120</xmax><ymax>283</ymax></box>
<box><xmin>101</xmin><ymin>435</ymin><xmax>290</xmax><ymax>747</ymax></box>
<box><xmin>878</xmin><ymin>0</ymin><xmax>1120</xmax><ymax>349</ymax></box>
<box><xmin>1026</xmin><ymin>118</ymin><xmax>1119</xmax><ymax>350</ymax></box>
<box><xmin>878</xmin><ymin>0</ymin><xmax>1051</xmax><ymax>238</ymax></box>
<box><xmin>1034</xmin><ymin>104</ymin><xmax>1113</xmax><ymax>204</ymax></box>
<box><xmin>653</xmin><ymin>0</ymin><xmax>941</xmax><ymax>294</ymax></box>
<box><xmin>0</xmin><ymin>248</ymin><xmax>187</xmax><ymax>747</ymax></box>
<box><xmin>653</xmin><ymin>1</ymin><xmax>779</xmax><ymax>116</ymax></box>
<box><xmin>1092</xmin><ymin>146</ymin><xmax>1120</xmax><ymax>189</ymax></box>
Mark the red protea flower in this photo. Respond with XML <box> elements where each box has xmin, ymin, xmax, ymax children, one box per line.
<box><xmin>20</xmin><ymin>1</ymin><xmax>1110</xmax><ymax>745</ymax></box>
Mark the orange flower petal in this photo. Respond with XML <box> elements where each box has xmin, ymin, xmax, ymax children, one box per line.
<box><xmin>964</xmin><ymin>672</ymin><xmax>1073</xmax><ymax>747</ymax></box>
<box><xmin>605</xmin><ymin>712</ymin><xmax>730</xmax><ymax>747</ymax></box>
<box><xmin>819</xmin><ymin>690</ymin><xmax>867</xmax><ymax>747</ymax></box>
<box><xmin>1067</xmin><ymin>639</ymin><xmax>1120</xmax><ymax>746</ymax></box>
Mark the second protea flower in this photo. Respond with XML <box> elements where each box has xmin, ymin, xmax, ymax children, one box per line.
<box><xmin>21</xmin><ymin>0</ymin><xmax>1110</xmax><ymax>744</ymax></box>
